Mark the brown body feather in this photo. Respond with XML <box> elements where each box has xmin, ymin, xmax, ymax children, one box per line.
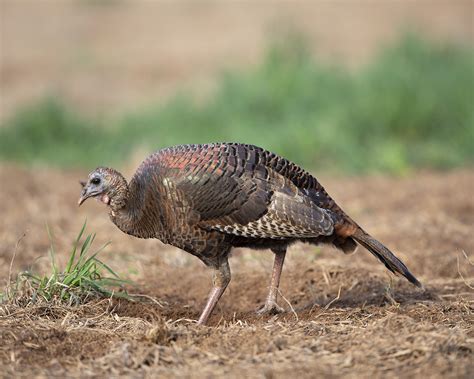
<box><xmin>79</xmin><ymin>143</ymin><xmax>421</xmax><ymax>324</ymax></box>
<box><xmin>101</xmin><ymin>143</ymin><xmax>420</xmax><ymax>287</ymax></box>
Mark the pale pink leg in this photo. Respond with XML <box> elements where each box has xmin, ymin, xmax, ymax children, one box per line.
<box><xmin>197</xmin><ymin>260</ymin><xmax>231</xmax><ymax>325</ymax></box>
<box><xmin>257</xmin><ymin>248</ymin><xmax>287</xmax><ymax>315</ymax></box>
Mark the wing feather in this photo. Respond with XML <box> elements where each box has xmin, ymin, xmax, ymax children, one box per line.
<box><xmin>158</xmin><ymin>144</ymin><xmax>334</xmax><ymax>239</ymax></box>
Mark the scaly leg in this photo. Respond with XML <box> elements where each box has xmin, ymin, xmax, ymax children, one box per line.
<box><xmin>257</xmin><ymin>247</ymin><xmax>287</xmax><ymax>315</ymax></box>
<box><xmin>197</xmin><ymin>260</ymin><xmax>231</xmax><ymax>325</ymax></box>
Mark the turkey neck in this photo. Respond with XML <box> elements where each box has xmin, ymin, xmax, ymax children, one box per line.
<box><xmin>109</xmin><ymin>173</ymin><xmax>162</xmax><ymax>239</ymax></box>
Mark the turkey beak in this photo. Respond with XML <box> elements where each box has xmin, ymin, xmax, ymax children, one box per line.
<box><xmin>78</xmin><ymin>186</ymin><xmax>92</xmax><ymax>206</ymax></box>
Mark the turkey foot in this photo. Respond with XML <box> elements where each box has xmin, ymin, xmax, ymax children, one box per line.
<box><xmin>256</xmin><ymin>299</ymin><xmax>285</xmax><ymax>315</ymax></box>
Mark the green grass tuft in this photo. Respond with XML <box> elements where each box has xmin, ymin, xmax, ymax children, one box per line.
<box><xmin>0</xmin><ymin>33</ymin><xmax>473</xmax><ymax>174</ymax></box>
<box><xmin>2</xmin><ymin>222</ymin><xmax>131</xmax><ymax>305</ymax></box>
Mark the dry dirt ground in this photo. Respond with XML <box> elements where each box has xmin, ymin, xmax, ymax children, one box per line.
<box><xmin>0</xmin><ymin>165</ymin><xmax>473</xmax><ymax>377</ymax></box>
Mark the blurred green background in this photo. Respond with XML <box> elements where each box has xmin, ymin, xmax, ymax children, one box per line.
<box><xmin>1</xmin><ymin>1</ymin><xmax>473</xmax><ymax>175</ymax></box>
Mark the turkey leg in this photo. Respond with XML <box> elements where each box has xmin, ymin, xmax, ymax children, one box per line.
<box><xmin>257</xmin><ymin>247</ymin><xmax>286</xmax><ymax>314</ymax></box>
<box><xmin>197</xmin><ymin>260</ymin><xmax>231</xmax><ymax>325</ymax></box>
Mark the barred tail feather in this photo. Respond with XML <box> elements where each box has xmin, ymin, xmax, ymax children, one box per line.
<box><xmin>353</xmin><ymin>229</ymin><xmax>422</xmax><ymax>288</ymax></box>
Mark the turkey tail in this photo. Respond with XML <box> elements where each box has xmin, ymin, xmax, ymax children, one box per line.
<box><xmin>352</xmin><ymin>229</ymin><xmax>422</xmax><ymax>288</ymax></box>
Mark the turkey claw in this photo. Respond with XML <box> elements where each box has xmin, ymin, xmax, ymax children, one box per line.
<box><xmin>256</xmin><ymin>302</ymin><xmax>285</xmax><ymax>315</ymax></box>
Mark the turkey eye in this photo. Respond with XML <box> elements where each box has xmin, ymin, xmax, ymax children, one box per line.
<box><xmin>91</xmin><ymin>177</ymin><xmax>101</xmax><ymax>185</ymax></box>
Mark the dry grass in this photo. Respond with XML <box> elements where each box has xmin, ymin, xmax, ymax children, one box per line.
<box><xmin>0</xmin><ymin>166</ymin><xmax>473</xmax><ymax>377</ymax></box>
<box><xmin>1</xmin><ymin>280</ymin><xmax>472</xmax><ymax>378</ymax></box>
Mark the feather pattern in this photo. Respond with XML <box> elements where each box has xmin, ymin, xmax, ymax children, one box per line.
<box><xmin>80</xmin><ymin>142</ymin><xmax>421</xmax><ymax>325</ymax></box>
<box><xmin>84</xmin><ymin>142</ymin><xmax>420</xmax><ymax>284</ymax></box>
<box><xmin>156</xmin><ymin>143</ymin><xmax>336</xmax><ymax>238</ymax></box>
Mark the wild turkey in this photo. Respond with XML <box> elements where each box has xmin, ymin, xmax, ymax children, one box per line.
<box><xmin>78</xmin><ymin>143</ymin><xmax>421</xmax><ymax>325</ymax></box>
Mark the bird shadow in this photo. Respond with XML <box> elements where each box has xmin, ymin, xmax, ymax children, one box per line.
<box><xmin>294</xmin><ymin>281</ymin><xmax>439</xmax><ymax>316</ymax></box>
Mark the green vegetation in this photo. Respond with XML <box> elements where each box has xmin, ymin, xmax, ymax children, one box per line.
<box><xmin>2</xmin><ymin>222</ymin><xmax>129</xmax><ymax>305</ymax></box>
<box><xmin>1</xmin><ymin>34</ymin><xmax>472</xmax><ymax>174</ymax></box>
